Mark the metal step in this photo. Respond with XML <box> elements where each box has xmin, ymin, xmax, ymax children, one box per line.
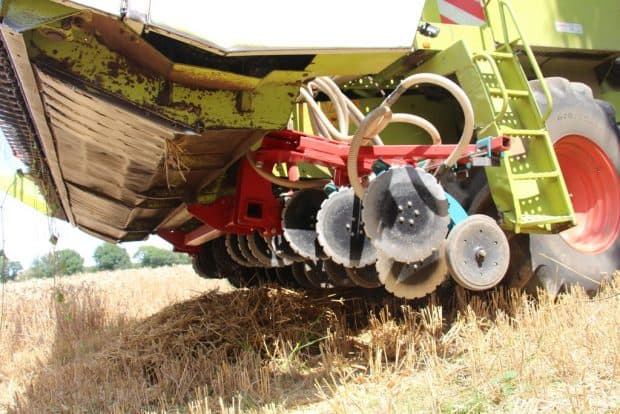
<box><xmin>512</xmin><ymin>172</ymin><xmax>561</xmax><ymax>180</ymax></box>
<box><xmin>501</xmin><ymin>128</ymin><xmax>547</xmax><ymax>137</ymax></box>
<box><xmin>489</xmin><ymin>51</ymin><xmax>514</xmax><ymax>60</ymax></box>
<box><xmin>471</xmin><ymin>30</ymin><xmax>575</xmax><ymax>233</ymax></box>
<box><xmin>488</xmin><ymin>87</ymin><xmax>530</xmax><ymax>98</ymax></box>
<box><xmin>514</xmin><ymin>215</ymin><xmax>575</xmax><ymax>226</ymax></box>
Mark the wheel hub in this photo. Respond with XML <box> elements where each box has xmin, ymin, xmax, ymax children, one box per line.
<box><xmin>555</xmin><ymin>134</ymin><xmax>620</xmax><ymax>254</ymax></box>
<box><xmin>445</xmin><ymin>215</ymin><xmax>510</xmax><ymax>291</ymax></box>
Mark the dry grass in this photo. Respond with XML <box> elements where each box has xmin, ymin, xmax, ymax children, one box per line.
<box><xmin>0</xmin><ymin>266</ymin><xmax>618</xmax><ymax>413</ymax></box>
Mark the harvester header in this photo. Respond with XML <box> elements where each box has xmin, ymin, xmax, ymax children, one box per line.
<box><xmin>0</xmin><ymin>0</ymin><xmax>618</xmax><ymax>298</ymax></box>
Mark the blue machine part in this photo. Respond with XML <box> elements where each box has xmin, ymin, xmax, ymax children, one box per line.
<box><xmin>446</xmin><ymin>192</ymin><xmax>468</xmax><ymax>230</ymax></box>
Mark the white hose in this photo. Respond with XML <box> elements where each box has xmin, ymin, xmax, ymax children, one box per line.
<box><xmin>311</xmin><ymin>77</ymin><xmax>349</xmax><ymax>134</ymax></box>
<box><xmin>347</xmin><ymin>106</ymin><xmax>393</xmax><ymax>198</ymax></box>
<box><xmin>298</xmin><ymin>88</ymin><xmax>350</xmax><ymax>141</ymax></box>
<box><xmin>383</xmin><ymin>73</ymin><xmax>475</xmax><ymax>169</ymax></box>
<box><xmin>391</xmin><ymin>113</ymin><xmax>441</xmax><ymax>145</ymax></box>
<box><xmin>301</xmin><ymin>77</ymin><xmax>384</xmax><ymax>144</ymax></box>
<box><xmin>302</xmin><ymin>77</ymin><xmax>442</xmax><ymax>147</ymax></box>
<box><xmin>347</xmin><ymin>73</ymin><xmax>475</xmax><ymax>199</ymax></box>
<box><xmin>245</xmin><ymin>153</ymin><xmax>330</xmax><ymax>189</ymax></box>
<box><xmin>248</xmin><ymin>74</ymin><xmax>470</xmax><ymax>193</ymax></box>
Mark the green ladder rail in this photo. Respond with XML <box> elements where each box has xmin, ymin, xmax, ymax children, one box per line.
<box><xmin>472</xmin><ymin>0</ymin><xmax>575</xmax><ymax>234</ymax></box>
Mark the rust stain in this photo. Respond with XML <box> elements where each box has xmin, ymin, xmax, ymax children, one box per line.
<box><xmin>106</xmin><ymin>60</ymin><xmax>120</xmax><ymax>77</ymax></box>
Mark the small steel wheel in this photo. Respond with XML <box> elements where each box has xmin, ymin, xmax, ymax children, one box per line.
<box><xmin>445</xmin><ymin>214</ymin><xmax>510</xmax><ymax>291</ymax></box>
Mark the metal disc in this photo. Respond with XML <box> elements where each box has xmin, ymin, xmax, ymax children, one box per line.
<box><xmin>225</xmin><ymin>234</ymin><xmax>254</xmax><ymax>267</ymax></box>
<box><xmin>192</xmin><ymin>241</ymin><xmax>221</xmax><ymax>278</ymax></box>
<box><xmin>291</xmin><ymin>261</ymin><xmax>319</xmax><ymax>289</ymax></box>
<box><xmin>244</xmin><ymin>268</ymin><xmax>268</xmax><ymax>287</ymax></box>
<box><xmin>376</xmin><ymin>242</ymin><xmax>448</xmax><ymax>299</ymax></box>
<box><xmin>262</xmin><ymin>267</ymin><xmax>279</xmax><ymax>283</ymax></box>
<box><xmin>362</xmin><ymin>166</ymin><xmax>450</xmax><ymax>263</ymax></box>
<box><xmin>282</xmin><ymin>189</ymin><xmax>326</xmax><ymax>261</ymax></box>
<box><xmin>269</xmin><ymin>234</ymin><xmax>305</xmax><ymax>262</ymax></box>
<box><xmin>247</xmin><ymin>232</ymin><xmax>290</xmax><ymax>267</ymax></box>
<box><xmin>303</xmin><ymin>260</ymin><xmax>331</xmax><ymax>288</ymax></box>
<box><xmin>274</xmin><ymin>266</ymin><xmax>297</xmax><ymax>287</ymax></box>
<box><xmin>210</xmin><ymin>237</ymin><xmax>257</xmax><ymax>288</ymax></box>
<box><xmin>345</xmin><ymin>265</ymin><xmax>382</xmax><ymax>288</ymax></box>
<box><xmin>445</xmin><ymin>214</ymin><xmax>510</xmax><ymax>291</ymax></box>
<box><xmin>324</xmin><ymin>259</ymin><xmax>356</xmax><ymax>287</ymax></box>
<box><xmin>237</xmin><ymin>235</ymin><xmax>265</xmax><ymax>267</ymax></box>
<box><xmin>316</xmin><ymin>187</ymin><xmax>376</xmax><ymax>268</ymax></box>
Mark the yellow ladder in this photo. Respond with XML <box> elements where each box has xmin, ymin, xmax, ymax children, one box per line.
<box><xmin>474</xmin><ymin>0</ymin><xmax>575</xmax><ymax>233</ymax></box>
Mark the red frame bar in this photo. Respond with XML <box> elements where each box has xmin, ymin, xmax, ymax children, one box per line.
<box><xmin>169</xmin><ymin>130</ymin><xmax>509</xmax><ymax>251</ymax></box>
<box><xmin>158</xmin><ymin>225</ymin><xmax>223</xmax><ymax>254</ymax></box>
<box><xmin>256</xmin><ymin>131</ymin><xmax>509</xmax><ymax>176</ymax></box>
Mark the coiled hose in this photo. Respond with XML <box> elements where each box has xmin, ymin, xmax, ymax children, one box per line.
<box><xmin>347</xmin><ymin>73</ymin><xmax>475</xmax><ymax>199</ymax></box>
<box><xmin>246</xmin><ymin>74</ymin><xmax>469</xmax><ymax>191</ymax></box>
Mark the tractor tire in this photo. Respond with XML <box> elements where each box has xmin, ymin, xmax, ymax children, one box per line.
<box><xmin>525</xmin><ymin>77</ymin><xmax>620</xmax><ymax>294</ymax></box>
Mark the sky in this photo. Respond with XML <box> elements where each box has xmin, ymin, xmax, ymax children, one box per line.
<box><xmin>0</xmin><ymin>132</ymin><xmax>172</xmax><ymax>268</ymax></box>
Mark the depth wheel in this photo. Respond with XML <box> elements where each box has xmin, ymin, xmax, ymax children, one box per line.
<box><xmin>528</xmin><ymin>78</ymin><xmax>620</xmax><ymax>294</ymax></box>
<box><xmin>445</xmin><ymin>215</ymin><xmax>510</xmax><ymax>291</ymax></box>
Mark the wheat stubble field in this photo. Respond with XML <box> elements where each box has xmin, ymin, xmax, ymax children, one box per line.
<box><xmin>0</xmin><ymin>266</ymin><xmax>618</xmax><ymax>413</ymax></box>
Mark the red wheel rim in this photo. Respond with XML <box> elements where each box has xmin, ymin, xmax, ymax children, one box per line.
<box><xmin>555</xmin><ymin>134</ymin><xmax>620</xmax><ymax>254</ymax></box>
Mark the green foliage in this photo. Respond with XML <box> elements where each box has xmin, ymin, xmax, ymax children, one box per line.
<box><xmin>93</xmin><ymin>243</ymin><xmax>131</xmax><ymax>271</ymax></box>
<box><xmin>29</xmin><ymin>249</ymin><xmax>84</xmax><ymax>278</ymax></box>
<box><xmin>133</xmin><ymin>246</ymin><xmax>190</xmax><ymax>268</ymax></box>
<box><xmin>497</xmin><ymin>370</ymin><xmax>518</xmax><ymax>397</ymax></box>
<box><xmin>0</xmin><ymin>253</ymin><xmax>22</xmax><ymax>281</ymax></box>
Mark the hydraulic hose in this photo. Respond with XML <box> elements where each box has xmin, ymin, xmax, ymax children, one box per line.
<box><xmin>347</xmin><ymin>106</ymin><xmax>393</xmax><ymax>198</ymax></box>
<box><xmin>382</xmin><ymin>73</ymin><xmax>475</xmax><ymax>169</ymax></box>
<box><xmin>347</xmin><ymin>73</ymin><xmax>475</xmax><ymax>199</ymax></box>
<box><xmin>249</xmin><ymin>74</ymin><xmax>470</xmax><ymax>193</ymax></box>
<box><xmin>245</xmin><ymin>153</ymin><xmax>330</xmax><ymax>189</ymax></box>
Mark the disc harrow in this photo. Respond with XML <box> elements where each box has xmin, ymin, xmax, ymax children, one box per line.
<box><xmin>161</xmin><ymin>74</ymin><xmax>514</xmax><ymax>300</ymax></box>
<box><xmin>175</xmin><ymin>128</ymin><xmax>511</xmax><ymax>298</ymax></box>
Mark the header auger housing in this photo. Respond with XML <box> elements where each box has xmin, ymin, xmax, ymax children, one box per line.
<box><xmin>1</xmin><ymin>0</ymin><xmax>618</xmax><ymax>298</ymax></box>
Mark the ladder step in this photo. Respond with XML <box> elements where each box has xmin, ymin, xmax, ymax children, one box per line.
<box><xmin>518</xmin><ymin>215</ymin><xmax>575</xmax><ymax>226</ymax></box>
<box><xmin>489</xmin><ymin>51</ymin><xmax>514</xmax><ymax>59</ymax></box>
<box><xmin>488</xmin><ymin>88</ymin><xmax>530</xmax><ymax>97</ymax></box>
<box><xmin>512</xmin><ymin>172</ymin><xmax>560</xmax><ymax>180</ymax></box>
<box><xmin>501</xmin><ymin>128</ymin><xmax>547</xmax><ymax>136</ymax></box>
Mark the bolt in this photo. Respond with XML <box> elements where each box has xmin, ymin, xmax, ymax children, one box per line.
<box><xmin>398</xmin><ymin>205</ymin><xmax>404</xmax><ymax>211</ymax></box>
<box><xmin>407</xmin><ymin>201</ymin><xmax>413</xmax><ymax>208</ymax></box>
<box><xmin>414</xmin><ymin>209</ymin><xmax>420</xmax><ymax>216</ymax></box>
<box><xmin>475</xmin><ymin>248</ymin><xmax>487</xmax><ymax>265</ymax></box>
<box><xmin>399</xmin><ymin>216</ymin><xmax>405</xmax><ymax>223</ymax></box>
<box><xmin>408</xmin><ymin>219</ymin><xmax>415</xmax><ymax>225</ymax></box>
<box><xmin>346</xmin><ymin>224</ymin><xmax>351</xmax><ymax>229</ymax></box>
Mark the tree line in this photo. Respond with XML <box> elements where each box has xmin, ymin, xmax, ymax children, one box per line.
<box><xmin>1</xmin><ymin>244</ymin><xmax>191</xmax><ymax>281</ymax></box>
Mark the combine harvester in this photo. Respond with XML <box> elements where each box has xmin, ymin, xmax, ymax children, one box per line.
<box><xmin>0</xmin><ymin>0</ymin><xmax>618</xmax><ymax>297</ymax></box>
